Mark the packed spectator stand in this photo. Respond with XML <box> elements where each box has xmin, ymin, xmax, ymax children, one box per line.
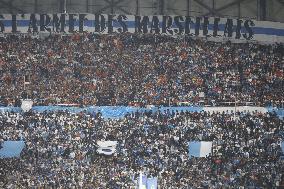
<box><xmin>0</xmin><ymin>32</ymin><xmax>283</xmax><ymax>188</ymax></box>
<box><xmin>0</xmin><ymin>33</ymin><xmax>283</xmax><ymax>107</ymax></box>
<box><xmin>0</xmin><ymin>110</ymin><xmax>283</xmax><ymax>188</ymax></box>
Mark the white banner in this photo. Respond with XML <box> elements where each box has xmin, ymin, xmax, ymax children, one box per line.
<box><xmin>96</xmin><ymin>140</ymin><xmax>117</xmax><ymax>155</ymax></box>
<box><xmin>0</xmin><ymin>14</ymin><xmax>283</xmax><ymax>43</ymax></box>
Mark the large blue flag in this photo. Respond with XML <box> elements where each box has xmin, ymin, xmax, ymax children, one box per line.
<box><xmin>0</xmin><ymin>141</ymin><xmax>25</xmax><ymax>158</ymax></box>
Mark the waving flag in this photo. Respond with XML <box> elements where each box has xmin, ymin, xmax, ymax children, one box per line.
<box><xmin>147</xmin><ymin>177</ymin><xmax>158</xmax><ymax>189</ymax></box>
<box><xmin>0</xmin><ymin>141</ymin><xmax>25</xmax><ymax>158</ymax></box>
<box><xmin>96</xmin><ymin>140</ymin><xmax>117</xmax><ymax>155</ymax></box>
<box><xmin>188</xmin><ymin>141</ymin><xmax>212</xmax><ymax>157</ymax></box>
<box><xmin>137</xmin><ymin>172</ymin><xmax>158</xmax><ymax>189</ymax></box>
<box><xmin>139</xmin><ymin>172</ymin><xmax>147</xmax><ymax>189</ymax></box>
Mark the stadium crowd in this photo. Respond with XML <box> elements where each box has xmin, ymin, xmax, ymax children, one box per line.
<box><xmin>0</xmin><ymin>31</ymin><xmax>283</xmax><ymax>188</ymax></box>
<box><xmin>0</xmin><ymin>109</ymin><xmax>283</xmax><ymax>188</ymax></box>
<box><xmin>0</xmin><ymin>33</ymin><xmax>283</xmax><ymax>107</ymax></box>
